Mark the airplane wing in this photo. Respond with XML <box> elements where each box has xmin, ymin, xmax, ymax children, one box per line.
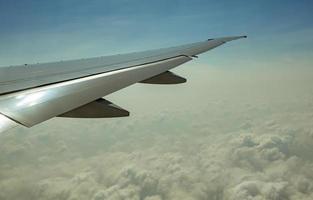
<box><xmin>0</xmin><ymin>36</ymin><xmax>246</xmax><ymax>132</ymax></box>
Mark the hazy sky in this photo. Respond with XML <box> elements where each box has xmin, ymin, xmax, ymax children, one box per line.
<box><xmin>0</xmin><ymin>0</ymin><xmax>312</xmax><ymax>67</ymax></box>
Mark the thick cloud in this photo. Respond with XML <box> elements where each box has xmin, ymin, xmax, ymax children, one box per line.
<box><xmin>0</xmin><ymin>66</ymin><xmax>313</xmax><ymax>200</ymax></box>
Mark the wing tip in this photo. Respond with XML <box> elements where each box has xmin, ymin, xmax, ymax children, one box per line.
<box><xmin>208</xmin><ymin>35</ymin><xmax>247</xmax><ymax>42</ymax></box>
<box><xmin>224</xmin><ymin>35</ymin><xmax>247</xmax><ymax>41</ymax></box>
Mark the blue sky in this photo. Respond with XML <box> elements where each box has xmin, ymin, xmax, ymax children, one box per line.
<box><xmin>0</xmin><ymin>0</ymin><xmax>312</xmax><ymax>67</ymax></box>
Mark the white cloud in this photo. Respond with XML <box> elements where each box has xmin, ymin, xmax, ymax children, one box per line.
<box><xmin>0</xmin><ymin>66</ymin><xmax>313</xmax><ymax>199</ymax></box>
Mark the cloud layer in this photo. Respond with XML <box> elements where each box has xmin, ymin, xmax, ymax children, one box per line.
<box><xmin>0</xmin><ymin>66</ymin><xmax>313</xmax><ymax>200</ymax></box>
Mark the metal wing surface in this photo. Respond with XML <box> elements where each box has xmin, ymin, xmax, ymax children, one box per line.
<box><xmin>0</xmin><ymin>36</ymin><xmax>246</xmax><ymax>132</ymax></box>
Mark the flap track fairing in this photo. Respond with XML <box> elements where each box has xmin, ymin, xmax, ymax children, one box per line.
<box><xmin>59</xmin><ymin>99</ymin><xmax>129</xmax><ymax>118</ymax></box>
<box><xmin>140</xmin><ymin>71</ymin><xmax>186</xmax><ymax>84</ymax></box>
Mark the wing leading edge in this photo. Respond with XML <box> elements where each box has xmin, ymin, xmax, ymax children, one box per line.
<box><xmin>0</xmin><ymin>36</ymin><xmax>246</xmax><ymax>132</ymax></box>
